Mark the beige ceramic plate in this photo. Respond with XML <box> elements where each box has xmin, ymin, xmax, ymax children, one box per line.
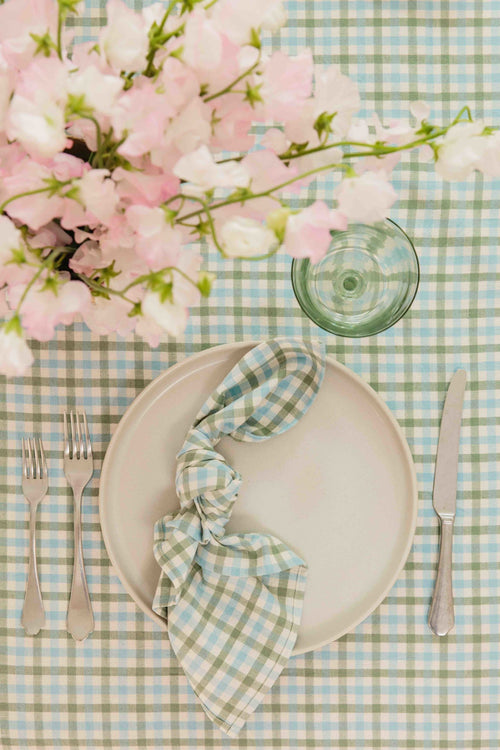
<box><xmin>99</xmin><ymin>342</ymin><xmax>417</xmax><ymax>654</ymax></box>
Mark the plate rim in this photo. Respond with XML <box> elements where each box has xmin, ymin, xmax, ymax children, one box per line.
<box><xmin>99</xmin><ymin>341</ymin><xmax>418</xmax><ymax>654</ymax></box>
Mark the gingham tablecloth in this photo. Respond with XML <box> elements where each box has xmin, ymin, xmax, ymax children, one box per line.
<box><xmin>1</xmin><ymin>2</ymin><xmax>499</xmax><ymax>748</ymax></box>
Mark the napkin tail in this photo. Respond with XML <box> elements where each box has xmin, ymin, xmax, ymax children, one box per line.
<box><xmin>168</xmin><ymin>565</ymin><xmax>306</xmax><ymax>737</ymax></box>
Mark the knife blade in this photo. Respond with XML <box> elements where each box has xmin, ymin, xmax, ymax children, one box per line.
<box><xmin>432</xmin><ymin>369</ymin><xmax>467</xmax><ymax>518</ymax></box>
<box><xmin>428</xmin><ymin>369</ymin><xmax>466</xmax><ymax>636</ymax></box>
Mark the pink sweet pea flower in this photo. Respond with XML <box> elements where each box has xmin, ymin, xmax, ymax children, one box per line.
<box><xmin>0</xmin><ymin>0</ymin><xmax>57</xmax><ymax>70</ymax></box>
<box><xmin>261</xmin><ymin>128</ymin><xmax>289</xmax><ymax>154</ymax></box>
<box><xmin>0</xmin><ymin>325</ymin><xmax>33</xmax><ymax>377</ymax></box>
<box><xmin>69</xmin><ymin>240</ymin><xmax>108</xmax><ymax>276</ymax></box>
<box><xmin>182</xmin><ymin>10</ymin><xmax>223</xmax><ymax>76</ymax></box>
<box><xmin>113</xmin><ymin>80</ymin><xmax>175</xmax><ymax>159</ymax></box>
<box><xmin>6</xmin><ymin>57</ymin><xmax>68</xmax><ymax>159</ymax></box>
<box><xmin>0</xmin><ymin>287</ymin><xmax>9</xmax><ymax>318</ymax></box>
<box><xmin>286</xmin><ymin>65</ymin><xmax>360</xmax><ymax>144</ymax></box>
<box><xmin>140</xmin><ymin>294</ymin><xmax>188</xmax><ymax>341</ymax></box>
<box><xmin>126</xmin><ymin>205</ymin><xmax>183</xmax><ymax>270</ymax></box>
<box><xmin>113</xmin><ymin>167</ymin><xmax>180</xmax><ymax>206</ymax></box>
<box><xmin>137</xmin><ymin>248</ymin><xmax>202</xmax><ymax>344</ymax></box>
<box><xmin>261</xmin><ymin>51</ymin><xmax>313</xmax><ymax>121</ymax></box>
<box><xmin>10</xmin><ymin>280</ymin><xmax>91</xmax><ymax>342</ymax></box>
<box><xmin>84</xmin><ymin>295</ymin><xmax>136</xmax><ymax>337</ymax></box>
<box><xmin>156</xmin><ymin>58</ymin><xmax>200</xmax><ymax>116</ymax></box>
<box><xmin>334</xmin><ymin>172</ymin><xmax>397</xmax><ymax>223</ymax></box>
<box><xmin>68</xmin><ymin>65</ymin><xmax>123</xmax><ymax>118</ymax></box>
<box><xmin>100</xmin><ymin>0</ymin><xmax>149</xmax><ymax>73</ymax></box>
<box><xmin>2</xmin><ymin>160</ymin><xmax>66</xmax><ymax>230</ymax></box>
<box><xmin>242</xmin><ymin>149</ymin><xmax>297</xmax><ymax>193</ymax></box>
<box><xmin>183</xmin><ymin>11</ymin><xmax>240</xmax><ymax>94</ymax></box>
<box><xmin>0</xmin><ymin>215</ymin><xmax>23</xmax><ymax>266</ymax></box>
<box><xmin>173</xmin><ymin>145</ymin><xmax>249</xmax><ymax>197</ymax></box>
<box><xmin>212</xmin><ymin>0</ymin><xmax>286</xmax><ymax>45</ymax></box>
<box><xmin>77</xmin><ymin>169</ymin><xmax>119</xmax><ymax>226</ymax></box>
<box><xmin>209</xmin><ymin>99</ymin><xmax>255</xmax><ymax>152</ymax></box>
<box><xmin>283</xmin><ymin>201</ymin><xmax>348</xmax><ymax>263</ymax></box>
<box><xmin>151</xmin><ymin>98</ymin><xmax>212</xmax><ymax>172</ymax></box>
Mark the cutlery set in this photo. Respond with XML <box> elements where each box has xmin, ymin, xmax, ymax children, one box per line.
<box><xmin>21</xmin><ymin>411</ymin><xmax>94</xmax><ymax>641</ymax></box>
<box><xmin>20</xmin><ymin>372</ymin><xmax>466</xmax><ymax>643</ymax></box>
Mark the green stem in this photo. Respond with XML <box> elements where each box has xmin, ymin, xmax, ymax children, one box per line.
<box><xmin>122</xmin><ymin>265</ymin><xmax>200</xmax><ymax>293</ymax></box>
<box><xmin>75</xmin><ymin>274</ymin><xmax>137</xmax><ymax>305</ymax></box>
<box><xmin>177</xmin><ymin>161</ymin><xmax>347</xmax><ymax>223</ymax></box>
<box><xmin>341</xmin><ymin>131</ymin><xmax>446</xmax><ymax>160</ymax></box>
<box><xmin>184</xmin><ymin>196</ymin><xmax>226</xmax><ymax>255</ymax></box>
<box><xmin>56</xmin><ymin>6</ymin><xmax>64</xmax><ymax>60</ymax></box>
<box><xmin>143</xmin><ymin>0</ymin><xmax>178</xmax><ymax>77</ymax></box>
<box><xmin>452</xmin><ymin>105</ymin><xmax>473</xmax><ymax>124</ymax></box>
<box><xmin>13</xmin><ymin>248</ymin><xmax>64</xmax><ymax>316</ymax></box>
<box><xmin>204</xmin><ymin>58</ymin><xmax>260</xmax><ymax>103</ymax></box>
<box><xmin>79</xmin><ymin>115</ymin><xmax>103</xmax><ymax>167</ymax></box>
<box><xmin>0</xmin><ymin>187</ymin><xmax>55</xmax><ymax>214</ymax></box>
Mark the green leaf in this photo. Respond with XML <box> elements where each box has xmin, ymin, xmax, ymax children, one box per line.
<box><xmin>58</xmin><ymin>0</ymin><xmax>82</xmax><ymax>15</ymax></box>
<box><xmin>128</xmin><ymin>302</ymin><xmax>142</xmax><ymax>318</ymax></box>
<box><xmin>244</xmin><ymin>81</ymin><xmax>263</xmax><ymax>108</ymax></box>
<box><xmin>63</xmin><ymin>185</ymin><xmax>82</xmax><ymax>203</ymax></box>
<box><xmin>169</xmin><ymin>45</ymin><xmax>184</xmax><ymax>61</ymax></box>
<box><xmin>43</xmin><ymin>176</ymin><xmax>72</xmax><ymax>198</ymax></box>
<box><xmin>3</xmin><ymin>315</ymin><xmax>23</xmax><ymax>336</ymax></box>
<box><xmin>41</xmin><ymin>276</ymin><xmax>60</xmax><ymax>295</ymax></box>
<box><xmin>313</xmin><ymin>111</ymin><xmax>336</xmax><ymax>139</ymax></box>
<box><xmin>66</xmin><ymin>93</ymin><xmax>93</xmax><ymax>118</ymax></box>
<box><xmin>30</xmin><ymin>31</ymin><xmax>56</xmax><ymax>57</ymax></box>
<box><xmin>9</xmin><ymin>247</ymin><xmax>26</xmax><ymax>265</ymax></box>
<box><xmin>249</xmin><ymin>27</ymin><xmax>261</xmax><ymax>50</ymax></box>
<box><xmin>197</xmin><ymin>271</ymin><xmax>216</xmax><ymax>297</ymax></box>
<box><xmin>158</xmin><ymin>282</ymin><xmax>173</xmax><ymax>304</ymax></box>
<box><xmin>162</xmin><ymin>207</ymin><xmax>178</xmax><ymax>226</ymax></box>
<box><xmin>196</xmin><ymin>220</ymin><xmax>211</xmax><ymax>237</ymax></box>
<box><xmin>96</xmin><ymin>262</ymin><xmax>120</xmax><ymax>286</ymax></box>
<box><xmin>227</xmin><ymin>187</ymin><xmax>253</xmax><ymax>203</ymax></box>
<box><xmin>266</xmin><ymin>207</ymin><xmax>291</xmax><ymax>243</ymax></box>
<box><xmin>179</xmin><ymin>0</ymin><xmax>205</xmax><ymax>12</ymax></box>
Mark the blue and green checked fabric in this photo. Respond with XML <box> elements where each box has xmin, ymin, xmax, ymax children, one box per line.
<box><xmin>152</xmin><ymin>339</ymin><xmax>324</xmax><ymax>736</ymax></box>
<box><xmin>1</xmin><ymin>1</ymin><xmax>499</xmax><ymax>748</ymax></box>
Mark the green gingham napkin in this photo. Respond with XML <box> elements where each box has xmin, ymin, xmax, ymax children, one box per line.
<box><xmin>152</xmin><ymin>340</ymin><xmax>325</xmax><ymax>736</ymax></box>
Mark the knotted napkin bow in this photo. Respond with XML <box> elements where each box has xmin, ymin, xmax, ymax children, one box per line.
<box><xmin>153</xmin><ymin>339</ymin><xmax>325</xmax><ymax>735</ymax></box>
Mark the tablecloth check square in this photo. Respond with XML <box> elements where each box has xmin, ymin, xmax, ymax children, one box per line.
<box><xmin>152</xmin><ymin>340</ymin><xmax>324</xmax><ymax>736</ymax></box>
<box><xmin>0</xmin><ymin>1</ymin><xmax>499</xmax><ymax>749</ymax></box>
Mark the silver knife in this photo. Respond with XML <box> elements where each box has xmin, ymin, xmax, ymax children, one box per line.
<box><xmin>428</xmin><ymin>369</ymin><xmax>467</xmax><ymax>636</ymax></box>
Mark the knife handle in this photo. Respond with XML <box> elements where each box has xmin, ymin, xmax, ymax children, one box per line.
<box><xmin>428</xmin><ymin>517</ymin><xmax>455</xmax><ymax>636</ymax></box>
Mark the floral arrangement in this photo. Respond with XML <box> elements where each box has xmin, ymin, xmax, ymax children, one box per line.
<box><xmin>0</xmin><ymin>0</ymin><xmax>498</xmax><ymax>376</ymax></box>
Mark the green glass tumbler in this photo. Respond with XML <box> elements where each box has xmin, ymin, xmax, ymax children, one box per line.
<box><xmin>291</xmin><ymin>219</ymin><xmax>420</xmax><ymax>337</ymax></box>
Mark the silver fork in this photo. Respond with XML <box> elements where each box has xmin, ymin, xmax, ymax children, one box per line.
<box><xmin>21</xmin><ymin>437</ymin><xmax>48</xmax><ymax>636</ymax></box>
<box><xmin>64</xmin><ymin>411</ymin><xmax>95</xmax><ymax>642</ymax></box>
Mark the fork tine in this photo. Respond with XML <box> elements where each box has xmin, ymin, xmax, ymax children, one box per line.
<box><xmin>76</xmin><ymin>413</ymin><xmax>84</xmax><ymax>459</ymax></box>
<box><xmin>63</xmin><ymin>412</ymin><xmax>70</xmax><ymax>457</ymax></box>
<box><xmin>22</xmin><ymin>438</ymin><xmax>28</xmax><ymax>478</ymax></box>
<box><xmin>70</xmin><ymin>411</ymin><xmax>76</xmax><ymax>459</ymax></box>
<box><xmin>33</xmin><ymin>437</ymin><xmax>40</xmax><ymax>478</ymax></box>
<box><xmin>82</xmin><ymin>412</ymin><xmax>92</xmax><ymax>459</ymax></box>
<box><xmin>83</xmin><ymin>412</ymin><xmax>92</xmax><ymax>458</ymax></box>
<box><xmin>39</xmin><ymin>438</ymin><xmax>47</xmax><ymax>478</ymax></box>
<box><xmin>27</xmin><ymin>437</ymin><xmax>34</xmax><ymax>479</ymax></box>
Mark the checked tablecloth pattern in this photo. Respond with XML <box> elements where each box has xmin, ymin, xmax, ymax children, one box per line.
<box><xmin>1</xmin><ymin>1</ymin><xmax>499</xmax><ymax>748</ymax></box>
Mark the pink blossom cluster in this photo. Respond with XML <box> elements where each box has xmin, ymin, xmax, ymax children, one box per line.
<box><xmin>0</xmin><ymin>0</ymin><xmax>498</xmax><ymax>376</ymax></box>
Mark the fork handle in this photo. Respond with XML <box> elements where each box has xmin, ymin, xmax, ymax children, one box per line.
<box><xmin>67</xmin><ymin>487</ymin><xmax>94</xmax><ymax>641</ymax></box>
<box><xmin>21</xmin><ymin>506</ymin><xmax>45</xmax><ymax>636</ymax></box>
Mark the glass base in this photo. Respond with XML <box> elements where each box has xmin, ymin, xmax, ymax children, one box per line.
<box><xmin>291</xmin><ymin>219</ymin><xmax>420</xmax><ymax>337</ymax></box>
